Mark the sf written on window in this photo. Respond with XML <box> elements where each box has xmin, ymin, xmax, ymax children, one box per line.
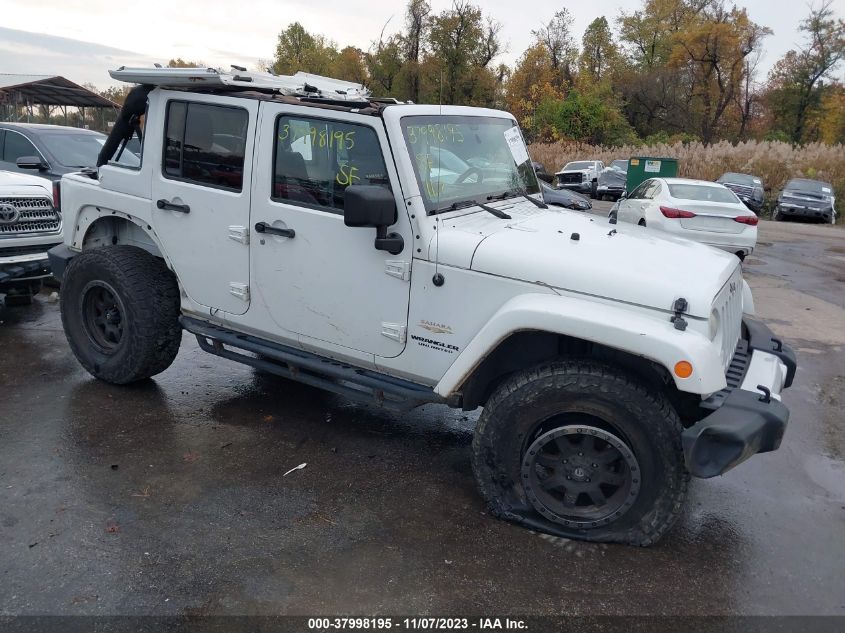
<box><xmin>272</xmin><ymin>116</ymin><xmax>390</xmax><ymax>213</ymax></box>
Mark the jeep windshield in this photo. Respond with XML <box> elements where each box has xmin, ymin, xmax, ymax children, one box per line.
<box><xmin>401</xmin><ymin>115</ymin><xmax>539</xmax><ymax>214</ymax></box>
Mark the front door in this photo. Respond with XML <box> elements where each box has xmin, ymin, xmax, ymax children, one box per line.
<box><xmin>250</xmin><ymin>104</ymin><xmax>412</xmax><ymax>360</ymax></box>
<box><xmin>617</xmin><ymin>178</ymin><xmax>655</xmax><ymax>224</ymax></box>
<box><xmin>150</xmin><ymin>92</ymin><xmax>257</xmax><ymax>315</ymax></box>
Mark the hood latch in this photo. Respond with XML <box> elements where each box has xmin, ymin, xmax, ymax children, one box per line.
<box><xmin>671</xmin><ymin>297</ymin><xmax>688</xmax><ymax>331</ymax></box>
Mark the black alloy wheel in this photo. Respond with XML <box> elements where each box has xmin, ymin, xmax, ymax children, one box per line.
<box><xmin>521</xmin><ymin>424</ymin><xmax>640</xmax><ymax>528</ymax></box>
<box><xmin>81</xmin><ymin>280</ymin><xmax>126</xmax><ymax>353</ymax></box>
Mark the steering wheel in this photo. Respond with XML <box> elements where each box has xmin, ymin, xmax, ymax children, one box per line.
<box><xmin>455</xmin><ymin>167</ymin><xmax>484</xmax><ymax>184</ymax></box>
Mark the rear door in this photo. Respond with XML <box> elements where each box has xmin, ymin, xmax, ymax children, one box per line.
<box><xmin>150</xmin><ymin>93</ymin><xmax>258</xmax><ymax>315</ymax></box>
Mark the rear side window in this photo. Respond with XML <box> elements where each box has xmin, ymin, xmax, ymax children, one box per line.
<box><xmin>163</xmin><ymin>101</ymin><xmax>248</xmax><ymax>191</ymax></box>
<box><xmin>271</xmin><ymin>115</ymin><xmax>390</xmax><ymax>214</ymax></box>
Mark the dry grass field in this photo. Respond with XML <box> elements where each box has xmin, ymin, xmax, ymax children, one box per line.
<box><xmin>529</xmin><ymin>140</ymin><xmax>845</xmax><ymax>218</ymax></box>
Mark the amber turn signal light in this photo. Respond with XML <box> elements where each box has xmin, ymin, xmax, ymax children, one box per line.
<box><xmin>674</xmin><ymin>361</ymin><xmax>693</xmax><ymax>378</ymax></box>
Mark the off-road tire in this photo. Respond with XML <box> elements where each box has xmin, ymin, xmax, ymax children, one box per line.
<box><xmin>60</xmin><ymin>246</ymin><xmax>182</xmax><ymax>384</ymax></box>
<box><xmin>471</xmin><ymin>360</ymin><xmax>688</xmax><ymax>546</ymax></box>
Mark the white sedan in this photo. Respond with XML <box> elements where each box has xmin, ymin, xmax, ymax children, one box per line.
<box><xmin>613</xmin><ymin>177</ymin><xmax>758</xmax><ymax>260</ymax></box>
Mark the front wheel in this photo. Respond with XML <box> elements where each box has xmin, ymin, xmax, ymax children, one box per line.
<box><xmin>60</xmin><ymin>246</ymin><xmax>182</xmax><ymax>384</ymax></box>
<box><xmin>471</xmin><ymin>360</ymin><xmax>688</xmax><ymax>546</ymax></box>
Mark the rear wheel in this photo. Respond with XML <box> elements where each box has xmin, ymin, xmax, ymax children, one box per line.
<box><xmin>472</xmin><ymin>360</ymin><xmax>688</xmax><ymax>546</ymax></box>
<box><xmin>638</xmin><ymin>218</ymin><xmax>647</xmax><ymax>227</ymax></box>
<box><xmin>60</xmin><ymin>246</ymin><xmax>182</xmax><ymax>384</ymax></box>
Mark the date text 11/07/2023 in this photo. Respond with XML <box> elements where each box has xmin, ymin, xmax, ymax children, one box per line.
<box><xmin>307</xmin><ymin>617</ymin><xmax>528</xmax><ymax>630</ymax></box>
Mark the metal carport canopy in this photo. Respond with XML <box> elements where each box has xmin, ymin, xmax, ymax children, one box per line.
<box><xmin>0</xmin><ymin>74</ymin><xmax>117</xmax><ymax>108</ymax></box>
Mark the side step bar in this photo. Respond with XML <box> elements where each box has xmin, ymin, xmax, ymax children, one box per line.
<box><xmin>180</xmin><ymin>316</ymin><xmax>444</xmax><ymax>411</ymax></box>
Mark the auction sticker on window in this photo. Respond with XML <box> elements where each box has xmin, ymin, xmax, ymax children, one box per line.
<box><xmin>644</xmin><ymin>159</ymin><xmax>661</xmax><ymax>173</ymax></box>
<box><xmin>503</xmin><ymin>127</ymin><xmax>529</xmax><ymax>166</ymax></box>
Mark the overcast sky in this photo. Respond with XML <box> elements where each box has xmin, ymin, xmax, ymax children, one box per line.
<box><xmin>1</xmin><ymin>0</ymin><xmax>840</xmax><ymax>90</ymax></box>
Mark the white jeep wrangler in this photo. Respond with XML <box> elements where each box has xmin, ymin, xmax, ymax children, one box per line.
<box><xmin>0</xmin><ymin>170</ymin><xmax>60</xmax><ymax>306</ymax></box>
<box><xmin>48</xmin><ymin>67</ymin><xmax>796</xmax><ymax>545</ymax></box>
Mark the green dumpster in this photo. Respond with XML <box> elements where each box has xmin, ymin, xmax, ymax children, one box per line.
<box><xmin>626</xmin><ymin>156</ymin><xmax>678</xmax><ymax>193</ymax></box>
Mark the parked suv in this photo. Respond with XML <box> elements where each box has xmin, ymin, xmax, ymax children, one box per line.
<box><xmin>0</xmin><ymin>170</ymin><xmax>59</xmax><ymax>305</ymax></box>
<box><xmin>555</xmin><ymin>160</ymin><xmax>604</xmax><ymax>198</ymax></box>
<box><xmin>0</xmin><ymin>123</ymin><xmax>140</xmax><ymax>181</ymax></box>
<box><xmin>49</xmin><ymin>67</ymin><xmax>796</xmax><ymax>545</ymax></box>
<box><xmin>774</xmin><ymin>178</ymin><xmax>837</xmax><ymax>223</ymax></box>
<box><xmin>716</xmin><ymin>172</ymin><xmax>764</xmax><ymax>213</ymax></box>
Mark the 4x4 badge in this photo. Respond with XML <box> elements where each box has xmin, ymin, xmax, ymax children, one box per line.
<box><xmin>0</xmin><ymin>204</ymin><xmax>19</xmax><ymax>224</ymax></box>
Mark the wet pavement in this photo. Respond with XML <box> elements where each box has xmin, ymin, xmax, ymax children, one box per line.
<box><xmin>1</xmin><ymin>217</ymin><xmax>844</xmax><ymax>617</ymax></box>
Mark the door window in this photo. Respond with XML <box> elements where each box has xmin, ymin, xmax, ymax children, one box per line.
<box><xmin>3</xmin><ymin>131</ymin><xmax>38</xmax><ymax>162</ymax></box>
<box><xmin>628</xmin><ymin>180</ymin><xmax>652</xmax><ymax>199</ymax></box>
<box><xmin>272</xmin><ymin>115</ymin><xmax>390</xmax><ymax>214</ymax></box>
<box><xmin>644</xmin><ymin>181</ymin><xmax>661</xmax><ymax>199</ymax></box>
<box><xmin>163</xmin><ymin>101</ymin><xmax>248</xmax><ymax>191</ymax></box>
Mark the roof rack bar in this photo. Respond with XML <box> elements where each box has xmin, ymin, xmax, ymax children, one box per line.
<box><xmin>109</xmin><ymin>66</ymin><xmax>371</xmax><ymax>101</ymax></box>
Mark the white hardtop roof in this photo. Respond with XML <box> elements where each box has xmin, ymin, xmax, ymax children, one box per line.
<box><xmin>109</xmin><ymin>66</ymin><xmax>370</xmax><ymax>101</ymax></box>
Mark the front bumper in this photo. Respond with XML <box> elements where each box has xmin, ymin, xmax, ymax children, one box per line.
<box><xmin>737</xmin><ymin>196</ymin><xmax>763</xmax><ymax>213</ymax></box>
<box><xmin>47</xmin><ymin>243</ymin><xmax>76</xmax><ymax>282</ymax></box>
<box><xmin>557</xmin><ymin>180</ymin><xmax>592</xmax><ymax>193</ymax></box>
<box><xmin>597</xmin><ymin>184</ymin><xmax>625</xmax><ymax>196</ymax></box>
<box><xmin>682</xmin><ymin>318</ymin><xmax>796</xmax><ymax>478</ymax></box>
<box><xmin>776</xmin><ymin>204</ymin><xmax>833</xmax><ymax>221</ymax></box>
<box><xmin>0</xmin><ymin>251</ymin><xmax>55</xmax><ymax>286</ymax></box>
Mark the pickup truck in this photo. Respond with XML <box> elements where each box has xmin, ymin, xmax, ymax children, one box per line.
<box><xmin>0</xmin><ymin>170</ymin><xmax>59</xmax><ymax>305</ymax></box>
<box><xmin>555</xmin><ymin>160</ymin><xmax>604</xmax><ymax>198</ymax></box>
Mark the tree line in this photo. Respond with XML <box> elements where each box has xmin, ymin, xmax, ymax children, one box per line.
<box><xmin>96</xmin><ymin>0</ymin><xmax>844</xmax><ymax>147</ymax></box>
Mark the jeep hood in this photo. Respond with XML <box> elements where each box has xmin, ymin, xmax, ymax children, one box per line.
<box><xmin>433</xmin><ymin>205</ymin><xmax>739</xmax><ymax>318</ymax></box>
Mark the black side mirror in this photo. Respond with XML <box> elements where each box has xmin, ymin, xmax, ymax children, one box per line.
<box><xmin>344</xmin><ymin>184</ymin><xmax>403</xmax><ymax>255</ymax></box>
<box><xmin>17</xmin><ymin>156</ymin><xmax>47</xmax><ymax>171</ymax></box>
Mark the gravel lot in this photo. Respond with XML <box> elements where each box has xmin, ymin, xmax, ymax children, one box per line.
<box><xmin>1</xmin><ymin>206</ymin><xmax>843</xmax><ymax>619</ymax></box>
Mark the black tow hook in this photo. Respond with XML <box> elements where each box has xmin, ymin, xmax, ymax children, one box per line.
<box><xmin>757</xmin><ymin>385</ymin><xmax>772</xmax><ymax>403</ymax></box>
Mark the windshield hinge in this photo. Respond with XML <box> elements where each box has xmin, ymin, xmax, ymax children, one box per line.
<box><xmin>385</xmin><ymin>260</ymin><xmax>411</xmax><ymax>281</ymax></box>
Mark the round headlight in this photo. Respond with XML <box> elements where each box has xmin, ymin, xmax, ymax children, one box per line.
<box><xmin>709</xmin><ymin>309</ymin><xmax>721</xmax><ymax>340</ymax></box>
